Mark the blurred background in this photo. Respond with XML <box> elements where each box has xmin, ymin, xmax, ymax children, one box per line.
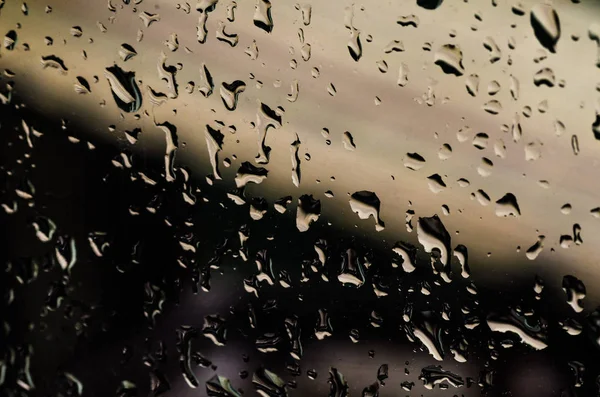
<box><xmin>1</xmin><ymin>0</ymin><xmax>600</xmax><ymax>396</ymax></box>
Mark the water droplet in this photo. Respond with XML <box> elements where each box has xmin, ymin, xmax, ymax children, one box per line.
<box><xmin>427</xmin><ymin>174</ymin><xmax>447</xmax><ymax>193</ymax></box>
<box><xmin>588</xmin><ymin>24</ymin><xmax>600</xmax><ymax>68</ymax></box>
<box><xmin>477</xmin><ymin>157</ymin><xmax>493</xmax><ymax>177</ymax></box>
<box><xmin>525</xmin><ymin>140</ymin><xmax>542</xmax><ymax>161</ymax></box>
<box><xmin>384</xmin><ymin>40</ymin><xmax>404</xmax><ymax>53</ymax></box>
<box><xmin>397</xmin><ymin>14</ymin><xmax>419</xmax><ymax>27</ymax></box>
<box><xmin>558</xmin><ymin>204</ymin><xmax>572</xmax><ymax>216</ymax></box>
<box><xmin>206</xmin><ymin>375</ymin><xmax>243</xmax><ymax>397</ymax></box>
<box><xmin>487</xmin><ymin>310</ymin><xmax>548</xmax><ymax>350</ymax></box>
<box><xmin>348</xmin><ymin>28</ymin><xmax>363</xmax><ymax>61</ymax></box>
<box><xmin>55</xmin><ymin>235</ymin><xmax>77</xmax><ymax>272</ymax></box>
<box><xmin>397</xmin><ymin>63</ymin><xmax>409</xmax><ymax>87</ymax></box>
<box><xmin>119</xmin><ymin>43</ymin><xmax>137</xmax><ymax>61</ymax></box>
<box><xmin>177</xmin><ymin>326</ymin><xmax>200</xmax><ymax>388</ymax></box>
<box><xmin>349</xmin><ymin>191</ymin><xmax>385</xmax><ymax>231</ymax></box>
<box><xmin>474</xmin><ymin>189</ymin><xmax>491</xmax><ymax>206</ymax></box>
<box><xmin>401</xmin><ymin>381</ymin><xmax>415</xmax><ymax>391</ymax></box>
<box><xmin>563</xmin><ymin>275</ymin><xmax>586</xmax><ymax>313</ymax></box>
<box><xmin>453</xmin><ymin>244</ymin><xmax>470</xmax><ymax>278</ymax></box>
<box><xmin>417</xmin><ymin>215</ymin><xmax>451</xmax><ymax>267</ymax></box>
<box><xmin>296</xmin><ymin>194</ymin><xmax>320</xmax><ymax>232</ymax></box>
<box><xmin>438</xmin><ymin>144</ymin><xmax>452</xmax><ymax>160</ymax></box>
<box><xmin>419</xmin><ymin>366</ymin><xmax>464</xmax><ymax>389</ymax></box>
<box><xmin>530</xmin><ymin>4</ymin><xmax>561</xmax><ymax>53</ymax></box>
<box><xmin>4</xmin><ymin>29</ymin><xmax>17</xmax><ymax>50</ymax></box>
<box><xmin>254</xmin><ymin>0</ymin><xmax>274</xmax><ymax>33</ymax></box>
<box><xmin>289</xmin><ymin>134</ymin><xmax>302</xmax><ymax>187</ymax></box>
<box><xmin>246</xmin><ymin>40</ymin><xmax>259</xmax><ymax>59</ymax></box>
<box><xmin>487</xmin><ymin>80</ymin><xmax>501</xmax><ymax>95</ymax></box>
<box><xmin>465</xmin><ymin>74</ymin><xmax>479</xmax><ymax>96</ymax></box>
<box><xmin>434</xmin><ymin>44</ymin><xmax>464</xmax><ymax>76</ymax></box>
<box><xmin>342</xmin><ymin>131</ymin><xmax>356</xmax><ymax>150</ymax></box>
<box><xmin>155</xmin><ymin>121</ymin><xmax>178</xmax><ymax>182</ymax></box>
<box><xmin>328</xmin><ymin>368</ymin><xmax>349</xmax><ymax>397</ymax></box>
<box><xmin>105</xmin><ymin>65</ymin><xmax>142</xmax><ymax>112</ymax></box>
<box><xmin>139</xmin><ymin>11</ymin><xmax>160</xmax><ymax>27</ymax></box>
<box><xmin>362</xmin><ymin>382</ymin><xmax>379</xmax><ymax>396</ymax></box>
<box><xmin>571</xmin><ymin>134</ymin><xmax>580</xmax><ymax>155</ymax></box>
<box><xmin>376</xmin><ymin>60</ymin><xmax>388</xmax><ymax>73</ymax></box>
<box><xmin>164</xmin><ymin>33</ymin><xmax>179</xmax><ymax>52</ymax></box>
<box><xmin>315</xmin><ymin>308</ymin><xmax>334</xmax><ymax>340</ymax></box>
<box><xmin>526</xmin><ymin>235</ymin><xmax>545</xmax><ymax>260</ymax></box>
<box><xmin>417</xmin><ymin>0</ymin><xmax>443</xmax><ymax>10</ymax></box>
<box><xmin>533</xmin><ymin>67</ymin><xmax>555</xmax><ymax>87</ymax></box>
<box><xmin>41</xmin><ymin>55</ymin><xmax>68</xmax><ymax>73</ymax></box>
<box><xmin>220</xmin><ymin>80</ymin><xmax>246</xmax><ymax>111</ymax></box>
<box><xmin>457</xmin><ymin>178</ymin><xmax>470</xmax><ymax>188</ymax></box>
<box><xmin>376</xmin><ymin>364</ymin><xmax>388</xmax><ymax>384</ymax></box>
<box><xmin>483</xmin><ymin>100</ymin><xmax>502</xmax><ymax>114</ymax></box>
<box><xmin>495</xmin><ymin>193</ymin><xmax>521</xmax><ymax>217</ymax></box>
<box><xmin>202</xmin><ymin>314</ymin><xmax>227</xmax><ymax>346</ymax></box>
<box><xmin>509</xmin><ymin>75</ymin><xmax>520</xmax><ymax>100</ymax></box>
<box><xmin>32</xmin><ymin>216</ymin><xmax>57</xmax><ymax>242</ymax></box>
<box><xmin>74</xmin><ymin>76</ymin><xmax>91</xmax><ymax>94</ymax></box>
<box><xmin>483</xmin><ymin>36</ymin><xmax>502</xmax><ymax>63</ymax></box>
<box><xmin>196</xmin><ymin>0</ymin><xmax>218</xmax><ymax>43</ymax></box>
<box><xmin>593</xmin><ymin>112</ymin><xmax>600</xmax><ymax>140</ymax></box>
<box><xmin>253</xmin><ymin>368</ymin><xmax>287</xmax><ymax>397</ymax></box>
<box><xmin>216</xmin><ymin>21</ymin><xmax>239</xmax><ymax>46</ymax></box>
<box><xmin>403</xmin><ymin>152</ymin><xmax>426</xmax><ymax>170</ymax></box>
<box><xmin>70</xmin><ymin>26</ymin><xmax>83</xmax><ymax>38</ymax></box>
<box><xmin>227</xmin><ymin>1</ymin><xmax>237</xmax><ymax>22</ymax></box>
<box><xmin>338</xmin><ymin>248</ymin><xmax>366</xmax><ymax>287</ymax></box>
<box><xmin>235</xmin><ymin>162</ymin><xmax>268</xmax><ymax>188</ymax></box>
<box><xmin>254</xmin><ymin>102</ymin><xmax>282</xmax><ymax>164</ymax></box>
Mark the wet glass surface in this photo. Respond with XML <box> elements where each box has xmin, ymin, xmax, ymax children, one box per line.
<box><xmin>1</xmin><ymin>0</ymin><xmax>600</xmax><ymax>396</ymax></box>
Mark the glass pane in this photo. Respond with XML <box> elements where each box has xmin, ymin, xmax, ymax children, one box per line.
<box><xmin>0</xmin><ymin>1</ymin><xmax>599</xmax><ymax>396</ymax></box>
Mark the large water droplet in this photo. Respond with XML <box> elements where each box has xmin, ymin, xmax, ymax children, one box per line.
<box><xmin>220</xmin><ymin>80</ymin><xmax>246</xmax><ymax>111</ymax></box>
<box><xmin>526</xmin><ymin>235</ymin><xmax>545</xmax><ymax>260</ymax></box>
<box><xmin>255</xmin><ymin>102</ymin><xmax>282</xmax><ymax>164</ymax></box>
<box><xmin>254</xmin><ymin>0</ymin><xmax>274</xmax><ymax>33</ymax></box>
<box><xmin>206</xmin><ymin>375</ymin><xmax>242</xmax><ymax>397</ymax></box>
<box><xmin>328</xmin><ymin>368</ymin><xmax>349</xmax><ymax>397</ymax></box>
<box><xmin>495</xmin><ymin>193</ymin><xmax>521</xmax><ymax>217</ymax></box>
<box><xmin>349</xmin><ymin>191</ymin><xmax>385</xmax><ymax>231</ymax></box>
<box><xmin>417</xmin><ymin>215</ymin><xmax>451</xmax><ymax>267</ymax></box>
<box><xmin>196</xmin><ymin>0</ymin><xmax>219</xmax><ymax>43</ymax></box>
<box><xmin>253</xmin><ymin>368</ymin><xmax>287</xmax><ymax>397</ymax></box>
<box><xmin>530</xmin><ymin>4</ymin><xmax>561</xmax><ymax>53</ymax></box>
<box><xmin>417</xmin><ymin>0</ymin><xmax>443</xmax><ymax>10</ymax></box>
<box><xmin>155</xmin><ymin>121</ymin><xmax>178</xmax><ymax>182</ymax></box>
<box><xmin>434</xmin><ymin>44</ymin><xmax>464</xmax><ymax>76</ymax></box>
<box><xmin>202</xmin><ymin>314</ymin><xmax>227</xmax><ymax>346</ymax></box>
<box><xmin>487</xmin><ymin>310</ymin><xmax>548</xmax><ymax>350</ymax></box>
<box><xmin>348</xmin><ymin>28</ymin><xmax>363</xmax><ymax>61</ymax></box>
<box><xmin>296</xmin><ymin>195</ymin><xmax>320</xmax><ymax>232</ymax></box>
<box><xmin>562</xmin><ymin>275</ymin><xmax>586</xmax><ymax>313</ymax></box>
<box><xmin>41</xmin><ymin>55</ymin><xmax>68</xmax><ymax>73</ymax></box>
<box><xmin>533</xmin><ymin>67</ymin><xmax>555</xmax><ymax>87</ymax></box>
<box><xmin>205</xmin><ymin>125</ymin><xmax>224</xmax><ymax>180</ymax></box>
<box><xmin>105</xmin><ymin>65</ymin><xmax>142</xmax><ymax>112</ymax></box>
<box><xmin>419</xmin><ymin>366</ymin><xmax>464</xmax><ymax>389</ymax></box>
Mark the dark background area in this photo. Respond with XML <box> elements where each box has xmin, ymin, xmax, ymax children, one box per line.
<box><xmin>0</xmin><ymin>96</ymin><xmax>599</xmax><ymax>397</ymax></box>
